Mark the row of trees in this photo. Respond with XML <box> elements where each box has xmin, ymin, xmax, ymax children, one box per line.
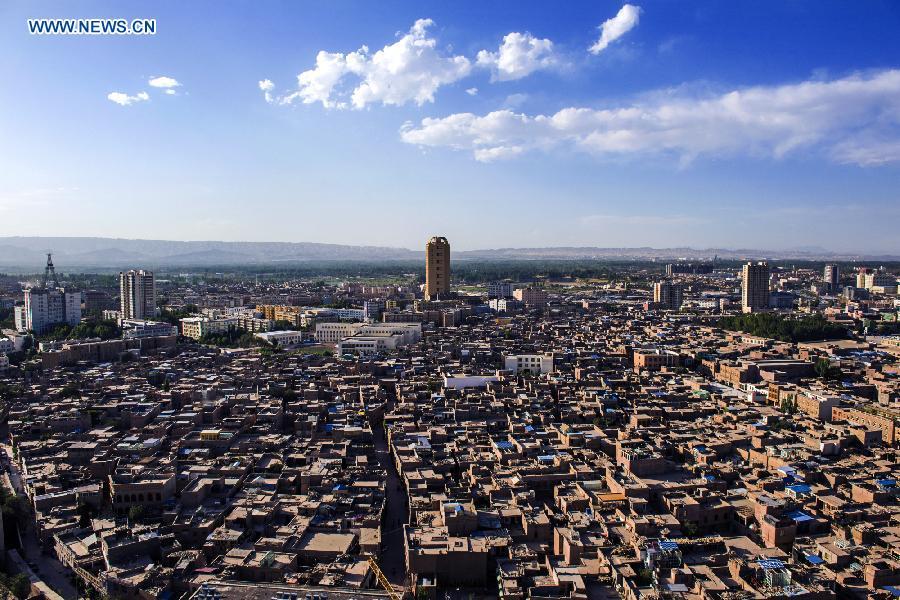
<box><xmin>156</xmin><ymin>304</ymin><xmax>199</xmax><ymax>325</ymax></box>
<box><xmin>41</xmin><ymin>318</ymin><xmax>121</xmax><ymax>342</ymax></box>
<box><xmin>717</xmin><ymin>313</ymin><xmax>847</xmax><ymax>343</ymax></box>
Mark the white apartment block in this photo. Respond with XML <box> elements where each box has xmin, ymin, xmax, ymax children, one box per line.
<box><xmin>504</xmin><ymin>352</ymin><xmax>554</xmax><ymax>375</ymax></box>
<box><xmin>338</xmin><ymin>333</ymin><xmax>405</xmax><ymax>355</ymax></box>
<box><xmin>23</xmin><ymin>287</ymin><xmax>81</xmax><ymax>334</ymax></box>
<box><xmin>487</xmin><ymin>282</ymin><xmax>514</xmax><ymax>298</ymax></box>
<box><xmin>315</xmin><ymin>322</ymin><xmax>422</xmax><ymax>345</ymax></box>
<box><xmin>255</xmin><ymin>330</ymin><xmax>304</xmax><ymax>347</ymax></box>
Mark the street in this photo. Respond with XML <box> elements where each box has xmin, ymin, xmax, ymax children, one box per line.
<box><xmin>1</xmin><ymin>441</ymin><xmax>79</xmax><ymax>599</ymax></box>
<box><xmin>371</xmin><ymin>402</ymin><xmax>409</xmax><ymax>589</ymax></box>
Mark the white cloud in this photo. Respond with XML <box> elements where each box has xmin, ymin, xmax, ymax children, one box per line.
<box><xmin>285</xmin><ymin>51</ymin><xmax>352</xmax><ymax>108</ymax></box>
<box><xmin>258</xmin><ymin>79</ymin><xmax>275</xmax><ymax>103</ymax></box>
<box><xmin>165</xmin><ymin>89</ymin><xmax>176</xmax><ymax>96</ymax></box>
<box><xmin>278</xmin><ymin>19</ymin><xmax>471</xmax><ymax>109</ymax></box>
<box><xmin>107</xmin><ymin>91</ymin><xmax>150</xmax><ymax>106</ymax></box>
<box><xmin>400</xmin><ymin>69</ymin><xmax>900</xmax><ymax>166</ymax></box>
<box><xmin>466</xmin><ymin>87</ymin><xmax>478</xmax><ymax>96</ymax></box>
<box><xmin>476</xmin><ymin>32</ymin><xmax>557</xmax><ymax>81</ymax></box>
<box><xmin>148</xmin><ymin>76</ymin><xmax>181</xmax><ymax>88</ymax></box>
<box><xmin>590</xmin><ymin>4</ymin><xmax>642</xmax><ymax>55</ymax></box>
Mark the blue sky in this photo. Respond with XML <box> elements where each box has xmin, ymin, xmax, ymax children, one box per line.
<box><xmin>1</xmin><ymin>1</ymin><xmax>899</xmax><ymax>252</ymax></box>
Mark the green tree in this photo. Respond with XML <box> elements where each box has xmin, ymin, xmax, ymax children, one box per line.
<box><xmin>128</xmin><ymin>505</ymin><xmax>145</xmax><ymax>522</ymax></box>
<box><xmin>2</xmin><ymin>495</ymin><xmax>30</xmax><ymax>521</ymax></box>
<box><xmin>780</xmin><ymin>397</ymin><xmax>796</xmax><ymax>415</ymax></box>
<box><xmin>718</xmin><ymin>313</ymin><xmax>847</xmax><ymax>343</ymax></box>
<box><xmin>60</xmin><ymin>382</ymin><xmax>81</xmax><ymax>399</ymax></box>
<box><xmin>814</xmin><ymin>357</ymin><xmax>842</xmax><ymax>380</ymax></box>
<box><xmin>10</xmin><ymin>573</ymin><xmax>31</xmax><ymax>599</ymax></box>
<box><xmin>76</xmin><ymin>501</ymin><xmax>94</xmax><ymax>528</ymax></box>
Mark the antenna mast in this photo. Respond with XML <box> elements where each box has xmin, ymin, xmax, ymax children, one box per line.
<box><xmin>42</xmin><ymin>252</ymin><xmax>60</xmax><ymax>288</ymax></box>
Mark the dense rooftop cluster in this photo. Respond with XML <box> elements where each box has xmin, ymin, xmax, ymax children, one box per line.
<box><xmin>0</xmin><ymin>261</ymin><xmax>898</xmax><ymax>600</ymax></box>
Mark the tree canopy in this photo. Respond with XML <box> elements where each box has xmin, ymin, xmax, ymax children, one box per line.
<box><xmin>717</xmin><ymin>313</ymin><xmax>847</xmax><ymax>343</ymax></box>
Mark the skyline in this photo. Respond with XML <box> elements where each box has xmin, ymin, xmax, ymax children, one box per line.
<box><xmin>2</xmin><ymin>236</ymin><xmax>900</xmax><ymax>272</ymax></box>
<box><xmin>2</xmin><ymin>1</ymin><xmax>900</xmax><ymax>251</ymax></box>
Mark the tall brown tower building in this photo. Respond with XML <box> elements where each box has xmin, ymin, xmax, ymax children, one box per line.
<box><xmin>425</xmin><ymin>236</ymin><xmax>450</xmax><ymax>300</ymax></box>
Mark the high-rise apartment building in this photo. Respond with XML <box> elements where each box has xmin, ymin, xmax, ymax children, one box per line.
<box><xmin>741</xmin><ymin>261</ymin><xmax>770</xmax><ymax>313</ymax></box>
<box><xmin>425</xmin><ymin>236</ymin><xmax>450</xmax><ymax>301</ymax></box>
<box><xmin>823</xmin><ymin>264</ymin><xmax>839</xmax><ymax>292</ymax></box>
<box><xmin>20</xmin><ymin>254</ymin><xmax>81</xmax><ymax>334</ymax></box>
<box><xmin>653</xmin><ymin>280</ymin><xmax>683</xmax><ymax>310</ymax></box>
<box><xmin>856</xmin><ymin>267</ymin><xmax>873</xmax><ymax>289</ymax></box>
<box><xmin>23</xmin><ymin>287</ymin><xmax>82</xmax><ymax>334</ymax></box>
<box><xmin>119</xmin><ymin>270</ymin><xmax>158</xmax><ymax>320</ymax></box>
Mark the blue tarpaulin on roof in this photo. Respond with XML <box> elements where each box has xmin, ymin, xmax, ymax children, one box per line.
<box><xmin>786</xmin><ymin>510</ymin><xmax>814</xmax><ymax>522</ymax></box>
<box><xmin>806</xmin><ymin>554</ymin><xmax>824</xmax><ymax>565</ymax></box>
<box><xmin>786</xmin><ymin>484</ymin><xmax>811</xmax><ymax>494</ymax></box>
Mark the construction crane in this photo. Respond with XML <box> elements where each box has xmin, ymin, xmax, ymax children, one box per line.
<box><xmin>367</xmin><ymin>556</ymin><xmax>400</xmax><ymax>600</ymax></box>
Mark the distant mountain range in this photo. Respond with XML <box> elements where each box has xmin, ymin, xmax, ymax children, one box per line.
<box><xmin>0</xmin><ymin>237</ymin><xmax>896</xmax><ymax>269</ymax></box>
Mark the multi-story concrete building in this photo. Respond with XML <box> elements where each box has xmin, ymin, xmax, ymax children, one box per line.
<box><xmin>653</xmin><ymin>280</ymin><xmax>683</xmax><ymax>310</ymax></box>
<box><xmin>425</xmin><ymin>236</ymin><xmax>451</xmax><ymax>300</ymax></box>
<box><xmin>824</xmin><ymin>264</ymin><xmax>839</xmax><ymax>292</ymax></box>
<box><xmin>337</xmin><ymin>333</ymin><xmax>406</xmax><ymax>355</ymax></box>
<box><xmin>856</xmin><ymin>267</ymin><xmax>873</xmax><ymax>289</ymax></box>
<box><xmin>121</xmin><ymin>320</ymin><xmax>178</xmax><ymax>339</ymax></box>
<box><xmin>633</xmin><ymin>348</ymin><xmax>680</xmax><ymax>372</ymax></box>
<box><xmin>315</xmin><ymin>322</ymin><xmax>421</xmax><ymax>345</ymax></box>
<box><xmin>513</xmin><ymin>287</ymin><xmax>549</xmax><ymax>306</ymax></box>
<box><xmin>487</xmin><ymin>282</ymin><xmax>514</xmax><ymax>299</ymax></box>
<box><xmin>254</xmin><ymin>330</ymin><xmax>304</xmax><ymax>348</ymax></box>
<box><xmin>741</xmin><ymin>261</ymin><xmax>770</xmax><ymax>313</ymax></box>
<box><xmin>363</xmin><ymin>300</ymin><xmax>385</xmax><ymax>322</ymax></box>
<box><xmin>13</xmin><ymin>306</ymin><xmax>26</xmax><ymax>333</ymax></box>
<box><xmin>180</xmin><ymin>316</ymin><xmax>238</xmax><ymax>340</ymax></box>
<box><xmin>862</xmin><ymin>271</ymin><xmax>896</xmax><ymax>290</ymax></box>
<box><xmin>23</xmin><ymin>287</ymin><xmax>82</xmax><ymax>334</ymax></box>
<box><xmin>504</xmin><ymin>352</ymin><xmax>554</xmax><ymax>374</ymax></box>
<box><xmin>119</xmin><ymin>270</ymin><xmax>157</xmax><ymax>320</ymax></box>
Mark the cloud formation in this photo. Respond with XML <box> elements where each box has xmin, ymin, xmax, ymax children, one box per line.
<box><xmin>590</xmin><ymin>4</ymin><xmax>642</xmax><ymax>54</ymax></box>
<box><xmin>259</xmin><ymin>79</ymin><xmax>275</xmax><ymax>103</ymax></box>
<box><xmin>399</xmin><ymin>69</ymin><xmax>900</xmax><ymax>165</ymax></box>
<box><xmin>281</xmin><ymin>19</ymin><xmax>471</xmax><ymax>109</ymax></box>
<box><xmin>476</xmin><ymin>32</ymin><xmax>557</xmax><ymax>81</ymax></box>
<box><xmin>107</xmin><ymin>91</ymin><xmax>150</xmax><ymax>106</ymax></box>
<box><xmin>148</xmin><ymin>76</ymin><xmax>181</xmax><ymax>88</ymax></box>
